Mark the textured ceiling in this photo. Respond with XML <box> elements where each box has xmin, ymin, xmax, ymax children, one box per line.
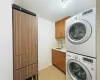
<box><xmin>13</xmin><ymin>0</ymin><xmax>96</xmax><ymax>22</ymax></box>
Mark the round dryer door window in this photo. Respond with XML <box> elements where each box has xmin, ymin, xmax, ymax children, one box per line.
<box><xmin>67</xmin><ymin>60</ymin><xmax>92</xmax><ymax>80</ymax></box>
<box><xmin>67</xmin><ymin>20</ymin><xmax>92</xmax><ymax>44</ymax></box>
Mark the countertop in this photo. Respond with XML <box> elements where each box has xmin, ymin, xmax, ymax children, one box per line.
<box><xmin>52</xmin><ymin>47</ymin><xmax>66</xmax><ymax>53</ymax></box>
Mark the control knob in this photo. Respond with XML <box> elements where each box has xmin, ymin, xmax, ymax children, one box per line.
<box><xmin>75</xmin><ymin>55</ymin><xmax>78</xmax><ymax>59</ymax></box>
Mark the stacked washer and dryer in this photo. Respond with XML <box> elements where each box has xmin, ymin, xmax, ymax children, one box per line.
<box><xmin>66</xmin><ymin>8</ymin><xmax>96</xmax><ymax>80</ymax></box>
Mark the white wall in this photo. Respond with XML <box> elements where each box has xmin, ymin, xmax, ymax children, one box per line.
<box><xmin>0</xmin><ymin>0</ymin><xmax>13</xmax><ymax>80</ymax></box>
<box><xmin>38</xmin><ymin>17</ymin><xmax>55</xmax><ymax>71</ymax></box>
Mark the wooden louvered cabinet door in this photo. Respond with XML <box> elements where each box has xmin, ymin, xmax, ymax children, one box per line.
<box><xmin>13</xmin><ymin>8</ymin><xmax>38</xmax><ymax>80</ymax></box>
<box><xmin>21</xmin><ymin>11</ymin><xmax>26</xmax><ymax>55</ymax></box>
<box><xmin>34</xmin><ymin>17</ymin><xmax>38</xmax><ymax>63</ymax></box>
<box><xmin>13</xmin><ymin>9</ymin><xmax>22</xmax><ymax>70</ymax></box>
<box><xmin>28</xmin><ymin>14</ymin><xmax>33</xmax><ymax>65</ymax></box>
<box><xmin>13</xmin><ymin>9</ymin><xmax>22</xmax><ymax>80</ymax></box>
<box><xmin>13</xmin><ymin>9</ymin><xmax>28</xmax><ymax>80</ymax></box>
<box><xmin>28</xmin><ymin>13</ymin><xmax>38</xmax><ymax>80</ymax></box>
<box><xmin>29</xmin><ymin>15</ymin><xmax>38</xmax><ymax>64</ymax></box>
<box><xmin>13</xmin><ymin>9</ymin><xmax>22</xmax><ymax>56</ymax></box>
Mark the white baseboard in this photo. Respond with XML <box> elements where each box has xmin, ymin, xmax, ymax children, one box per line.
<box><xmin>38</xmin><ymin>63</ymin><xmax>52</xmax><ymax>71</ymax></box>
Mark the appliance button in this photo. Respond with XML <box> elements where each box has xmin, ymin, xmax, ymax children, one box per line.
<box><xmin>75</xmin><ymin>55</ymin><xmax>78</xmax><ymax>59</ymax></box>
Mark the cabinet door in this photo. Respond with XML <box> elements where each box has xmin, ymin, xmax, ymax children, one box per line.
<box><xmin>52</xmin><ymin>51</ymin><xmax>59</xmax><ymax>66</ymax></box>
<box><xmin>31</xmin><ymin>15</ymin><xmax>38</xmax><ymax>63</ymax></box>
<box><xmin>58</xmin><ymin>52</ymin><xmax>66</xmax><ymax>73</ymax></box>
<box><xmin>55</xmin><ymin>21</ymin><xmax>62</xmax><ymax>38</ymax></box>
<box><xmin>55</xmin><ymin>16</ymin><xmax>71</xmax><ymax>38</ymax></box>
<box><xmin>13</xmin><ymin>9</ymin><xmax>22</xmax><ymax>69</ymax></box>
<box><xmin>61</xmin><ymin>16</ymin><xmax>71</xmax><ymax>38</ymax></box>
<box><xmin>13</xmin><ymin>8</ymin><xmax>38</xmax><ymax>80</ymax></box>
<box><xmin>61</xmin><ymin>19</ymin><xmax>65</xmax><ymax>38</ymax></box>
<box><xmin>34</xmin><ymin>17</ymin><xmax>38</xmax><ymax>63</ymax></box>
<box><xmin>28</xmin><ymin>14</ymin><xmax>32</xmax><ymax>65</ymax></box>
<box><xmin>13</xmin><ymin>9</ymin><xmax>22</xmax><ymax>56</ymax></box>
<box><xmin>52</xmin><ymin>50</ymin><xmax>66</xmax><ymax>73</ymax></box>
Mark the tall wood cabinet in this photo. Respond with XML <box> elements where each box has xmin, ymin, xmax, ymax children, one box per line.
<box><xmin>55</xmin><ymin>16</ymin><xmax>71</xmax><ymax>38</ymax></box>
<box><xmin>13</xmin><ymin>4</ymin><xmax>38</xmax><ymax>80</ymax></box>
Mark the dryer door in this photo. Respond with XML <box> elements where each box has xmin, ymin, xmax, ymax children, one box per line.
<box><xmin>67</xmin><ymin>20</ymin><xmax>92</xmax><ymax>44</ymax></box>
<box><xmin>67</xmin><ymin>59</ymin><xmax>92</xmax><ymax>80</ymax></box>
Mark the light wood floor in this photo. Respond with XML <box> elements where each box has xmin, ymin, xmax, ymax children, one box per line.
<box><xmin>38</xmin><ymin>65</ymin><xmax>71</xmax><ymax>80</ymax></box>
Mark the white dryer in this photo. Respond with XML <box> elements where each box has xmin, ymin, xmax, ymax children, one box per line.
<box><xmin>66</xmin><ymin>8</ymin><xmax>96</xmax><ymax>58</ymax></box>
<box><xmin>66</xmin><ymin>52</ymin><xmax>96</xmax><ymax>80</ymax></box>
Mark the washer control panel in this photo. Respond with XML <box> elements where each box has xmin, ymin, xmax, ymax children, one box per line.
<box><xmin>83</xmin><ymin>57</ymin><xmax>93</xmax><ymax>63</ymax></box>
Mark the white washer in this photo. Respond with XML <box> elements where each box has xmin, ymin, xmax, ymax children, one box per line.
<box><xmin>66</xmin><ymin>52</ymin><xmax>96</xmax><ymax>80</ymax></box>
<box><xmin>66</xmin><ymin>8</ymin><xmax>96</xmax><ymax>57</ymax></box>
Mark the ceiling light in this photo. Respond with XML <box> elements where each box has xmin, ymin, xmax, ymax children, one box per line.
<box><xmin>61</xmin><ymin>0</ymin><xmax>68</xmax><ymax>8</ymax></box>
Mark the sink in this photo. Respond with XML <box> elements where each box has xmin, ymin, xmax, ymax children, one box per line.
<box><xmin>56</xmin><ymin>48</ymin><xmax>62</xmax><ymax>50</ymax></box>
